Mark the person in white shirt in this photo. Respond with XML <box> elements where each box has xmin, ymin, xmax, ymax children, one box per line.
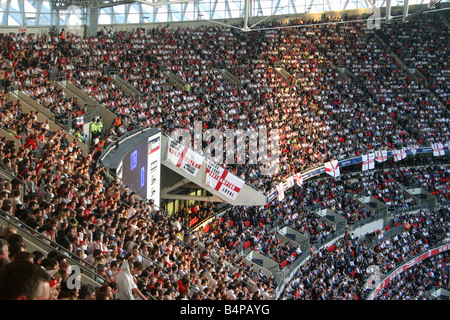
<box><xmin>41</xmin><ymin>225</ymin><xmax>57</xmax><ymax>245</ymax></box>
<box><xmin>114</xmin><ymin>260</ymin><xmax>147</xmax><ymax>300</ymax></box>
<box><xmin>172</xmin><ymin>216</ymin><xmax>183</xmax><ymax>232</ymax></box>
<box><xmin>87</xmin><ymin>233</ymin><xmax>103</xmax><ymax>256</ymax></box>
<box><xmin>11</xmin><ymin>189</ymin><xmax>22</xmax><ymax>211</ymax></box>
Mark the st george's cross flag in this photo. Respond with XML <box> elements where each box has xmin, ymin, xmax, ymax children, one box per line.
<box><xmin>375</xmin><ymin>150</ymin><xmax>388</xmax><ymax>163</ymax></box>
<box><xmin>408</xmin><ymin>145</ymin><xmax>419</xmax><ymax>156</ymax></box>
<box><xmin>362</xmin><ymin>153</ymin><xmax>375</xmax><ymax>171</ymax></box>
<box><xmin>325</xmin><ymin>160</ymin><xmax>340</xmax><ymax>177</ymax></box>
<box><xmin>205</xmin><ymin>160</ymin><xmax>245</xmax><ymax>201</ymax></box>
<box><xmin>431</xmin><ymin>143</ymin><xmax>445</xmax><ymax>157</ymax></box>
<box><xmin>293</xmin><ymin>172</ymin><xmax>303</xmax><ymax>187</ymax></box>
<box><xmin>76</xmin><ymin>116</ymin><xmax>84</xmax><ymax>128</ymax></box>
<box><xmin>276</xmin><ymin>182</ymin><xmax>285</xmax><ymax>202</ymax></box>
<box><xmin>393</xmin><ymin>148</ymin><xmax>407</xmax><ymax>162</ymax></box>
<box><xmin>166</xmin><ymin>138</ymin><xmax>203</xmax><ymax>177</ymax></box>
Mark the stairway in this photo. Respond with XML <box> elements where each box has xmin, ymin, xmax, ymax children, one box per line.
<box><xmin>218</xmin><ymin>69</ymin><xmax>243</xmax><ymax>87</ymax></box>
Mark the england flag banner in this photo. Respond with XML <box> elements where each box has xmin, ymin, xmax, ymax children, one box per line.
<box><xmin>408</xmin><ymin>145</ymin><xmax>419</xmax><ymax>156</ymax></box>
<box><xmin>325</xmin><ymin>160</ymin><xmax>340</xmax><ymax>177</ymax></box>
<box><xmin>205</xmin><ymin>160</ymin><xmax>245</xmax><ymax>201</ymax></box>
<box><xmin>293</xmin><ymin>172</ymin><xmax>303</xmax><ymax>187</ymax></box>
<box><xmin>285</xmin><ymin>176</ymin><xmax>295</xmax><ymax>189</ymax></box>
<box><xmin>276</xmin><ymin>183</ymin><xmax>285</xmax><ymax>202</ymax></box>
<box><xmin>393</xmin><ymin>148</ymin><xmax>407</xmax><ymax>162</ymax></box>
<box><xmin>375</xmin><ymin>150</ymin><xmax>388</xmax><ymax>163</ymax></box>
<box><xmin>166</xmin><ymin>138</ymin><xmax>203</xmax><ymax>177</ymax></box>
<box><xmin>76</xmin><ymin>116</ymin><xmax>84</xmax><ymax>128</ymax></box>
<box><xmin>432</xmin><ymin>143</ymin><xmax>445</xmax><ymax>157</ymax></box>
<box><xmin>362</xmin><ymin>153</ymin><xmax>375</xmax><ymax>171</ymax></box>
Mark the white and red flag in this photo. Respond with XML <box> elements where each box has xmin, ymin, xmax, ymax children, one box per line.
<box><xmin>276</xmin><ymin>183</ymin><xmax>285</xmax><ymax>202</ymax></box>
<box><xmin>166</xmin><ymin>138</ymin><xmax>203</xmax><ymax>177</ymax></box>
<box><xmin>293</xmin><ymin>172</ymin><xmax>303</xmax><ymax>187</ymax></box>
<box><xmin>375</xmin><ymin>150</ymin><xmax>388</xmax><ymax>163</ymax></box>
<box><xmin>408</xmin><ymin>145</ymin><xmax>419</xmax><ymax>156</ymax></box>
<box><xmin>362</xmin><ymin>153</ymin><xmax>375</xmax><ymax>171</ymax></box>
<box><xmin>325</xmin><ymin>160</ymin><xmax>340</xmax><ymax>178</ymax></box>
<box><xmin>432</xmin><ymin>143</ymin><xmax>445</xmax><ymax>157</ymax></box>
<box><xmin>205</xmin><ymin>160</ymin><xmax>245</xmax><ymax>201</ymax></box>
<box><xmin>393</xmin><ymin>148</ymin><xmax>407</xmax><ymax>162</ymax></box>
<box><xmin>76</xmin><ymin>116</ymin><xmax>84</xmax><ymax>128</ymax></box>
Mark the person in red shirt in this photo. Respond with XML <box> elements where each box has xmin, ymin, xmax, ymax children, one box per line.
<box><xmin>24</xmin><ymin>134</ymin><xmax>38</xmax><ymax>151</ymax></box>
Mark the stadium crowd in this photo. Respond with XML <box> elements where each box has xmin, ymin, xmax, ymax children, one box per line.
<box><xmin>373</xmin><ymin>251</ymin><xmax>449</xmax><ymax>300</ymax></box>
<box><xmin>377</xmin><ymin>12</ymin><xmax>449</xmax><ymax>107</ymax></box>
<box><xmin>281</xmin><ymin>207</ymin><xmax>450</xmax><ymax>300</ymax></box>
<box><xmin>0</xmin><ymin>11</ymin><xmax>449</xmax><ymax>300</ymax></box>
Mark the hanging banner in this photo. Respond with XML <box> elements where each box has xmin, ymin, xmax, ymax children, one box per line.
<box><xmin>276</xmin><ymin>183</ymin><xmax>285</xmax><ymax>202</ymax></box>
<box><xmin>375</xmin><ymin>150</ymin><xmax>388</xmax><ymax>163</ymax></box>
<box><xmin>76</xmin><ymin>116</ymin><xmax>84</xmax><ymax>128</ymax></box>
<box><xmin>325</xmin><ymin>160</ymin><xmax>340</xmax><ymax>177</ymax></box>
<box><xmin>148</xmin><ymin>134</ymin><xmax>161</xmax><ymax>207</ymax></box>
<box><xmin>166</xmin><ymin>138</ymin><xmax>203</xmax><ymax>177</ymax></box>
<box><xmin>205</xmin><ymin>160</ymin><xmax>245</xmax><ymax>201</ymax></box>
<box><xmin>362</xmin><ymin>153</ymin><xmax>375</xmax><ymax>171</ymax></box>
<box><xmin>431</xmin><ymin>143</ymin><xmax>445</xmax><ymax>157</ymax></box>
<box><xmin>293</xmin><ymin>172</ymin><xmax>303</xmax><ymax>187</ymax></box>
<box><xmin>408</xmin><ymin>145</ymin><xmax>419</xmax><ymax>156</ymax></box>
<box><xmin>392</xmin><ymin>148</ymin><xmax>407</xmax><ymax>162</ymax></box>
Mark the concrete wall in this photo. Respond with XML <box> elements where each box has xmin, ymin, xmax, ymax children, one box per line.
<box><xmin>280</xmin><ymin>226</ymin><xmax>310</xmax><ymax>251</ymax></box>
<box><xmin>246</xmin><ymin>250</ymin><xmax>279</xmax><ymax>272</ymax></box>
<box><xmin>350</xmin><ymin>218</ymin><xmax>384</xmax><ymax>238</ymax></box>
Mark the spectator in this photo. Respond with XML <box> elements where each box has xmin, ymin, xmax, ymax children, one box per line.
<box><xmin>78</xmin><ymin>283</ymin><xmax>97</xmax><ymax>300</ymax></box>
<box><xmin>0</xmin><ymin>261</ymin><xmax>51</xmax><ymax>300</ymax></box>
<box><xmin>0</xmin><ymin>16</ymin><xmax>448</xmax><ymax>301</ymax></box>
<box><xmin>0</xmin><ymin>238</ymin><xmax>10</xmax><ymax>268</ymax></box>
<box><xmin>33</xmin><ymin>250</ymin><xmax>45</xmax><ymax>265</ymax></box>
<box><xmin>114</xmin><ymin>259</ymin><xmax>148</xmax><ymax>300</ymax></box>
<box><xmin>12</xmin><ymin>251</ymin><xmax>35</xmax><ymax>263</ymax></box>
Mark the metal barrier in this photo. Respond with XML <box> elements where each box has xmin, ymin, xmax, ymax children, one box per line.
<box><xmin>347</xmin><ymin>211</ymin><xmax>384</xmax><ymax>231</ymax></box>
<box><xmin>58</xmin><ymin>115</ymin><xmax>79</xmax><ymax>131</ymax></box>
<box><xmin>58</xmin><ymin>107</ymin><xmax>100</xmax><ymax>132</ymax></box>
<box><xmin>364</xmin><ymin>224</ymin><xmax>406</xmax><ymax>248</ymax></box>
<box><xmin>273</xmin><ymin>250</ymin><xmax>311</xmax><ymax>297</ymax></box>
<box><xmin>387</xmin><ymin>203</ymin><xmax>429</xmax><ymax>215</ymax></box>
<box><xmin>0</xmin><ymin>162</ymin><xmax>18</xmax><ymax>180</ymax></box>
<box><xmin>56</xmin><ymin>72</ymin><xmax>67</xmax><ymax>82</ymax></box>
<box><xmin>98</xmin><ymin>124</ymin><xmax>148</xmax><ymax>163</ymax></box>
<box><xmin>6</xmin><ymin>85</ymin><xmax>19</xmax><ymax>93</ymax></box>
